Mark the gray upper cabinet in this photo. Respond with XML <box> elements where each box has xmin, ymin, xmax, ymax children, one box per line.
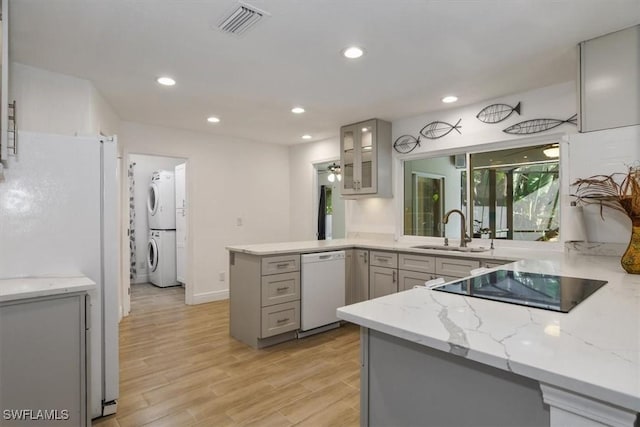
<box><xmin>341</xmin><ymin>118</ymin><xmax>392</xmax><ymax>198</ymax></box>
<box><xmin>579</xmin><ymin>25</ymin><xmax>640</xmax><ymax>132</ymax></box>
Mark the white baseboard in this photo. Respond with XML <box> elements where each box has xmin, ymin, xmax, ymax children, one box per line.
<box><xmin>190</xmin><ymin>289</ymin><xmax>229</xmax><ymax>305</ymax></box>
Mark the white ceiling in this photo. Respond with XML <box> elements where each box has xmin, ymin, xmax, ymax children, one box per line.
<box><xmin>9</xmin><ymin>0</ymin><xmax>640</xmax><ymax>145</ymax></box>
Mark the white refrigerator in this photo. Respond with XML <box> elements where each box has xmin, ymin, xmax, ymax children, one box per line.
<box><xmin>0</xmin><ymin>131</ymin><xmax>120</xmax><ymax>418</ymax></box>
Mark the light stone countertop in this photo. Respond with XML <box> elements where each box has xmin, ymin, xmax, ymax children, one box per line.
<box><xmin>337</xmin><ymin>255</ymin><xmax>640</xmax><ymax>412</ymax></box>
<box><xmin>0</xmin><ymin>275</ymin><xmax>96</xmax><ymax>302</ymax></box>
<box><xmin>226</xmin><ymin>237</ymin><xmax>555</xmax><ymax>262</ymax></box>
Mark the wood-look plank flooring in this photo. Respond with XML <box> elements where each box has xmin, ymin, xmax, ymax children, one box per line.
<box><xmin>93</xmin><ymin>283</ymin><xmax>360</xmax><ymax>427</ymax></box>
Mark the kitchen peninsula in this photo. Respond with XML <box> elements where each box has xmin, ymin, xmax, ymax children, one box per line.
<box><xmin>337</xmin><ymin>255</ymin><xmax>640</xmax><ymax>427</ymax></box>
<box><xmin>227</xmin><ymin>238</ymin><xmax>527</xmax><ymax>349</ymax></box>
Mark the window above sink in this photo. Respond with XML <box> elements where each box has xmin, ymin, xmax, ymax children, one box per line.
<box><xmin>402</xmin><ymin>140</ymin><xmax>562</xmax><ymax>244</ymax></box>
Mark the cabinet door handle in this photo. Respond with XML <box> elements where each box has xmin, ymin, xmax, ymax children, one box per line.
<box><xmin>276</xmin><ymin>287</ymin><xmax>288</xmax><ymax>292</ymax></box>
<box><xmin>392</xmin><ymin>270</ymin><xmax>396</xmax><ymax>283</ymax></box>
<box><xmin>364</xmin><ymin>252</ymin><xmax>368</xmax><ymax>264</ymax></box>
<box><xmin>276</xmin><ymin>318</ymin><xmax>290</xmax><ymax>324</ymax></box>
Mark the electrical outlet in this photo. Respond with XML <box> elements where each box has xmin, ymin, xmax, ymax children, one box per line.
<box><xmin>219</xmin><ymin>272</ymin><xmax>225</xmax><ymax>281</ymax></box>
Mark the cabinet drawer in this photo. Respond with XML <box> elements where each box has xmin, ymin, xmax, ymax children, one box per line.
<box><xmin>435</xmin><ymin>257</ymin><xmax>480</xmax><ymax>278</ymax></box>
<box><xmin>398</xmin><ymin>270</ymin><xmax>431</xmax><ymax>291</ymax></box>
<box><xmin>398</xmin><ymin>253</ymin><xmax>436</xmax><ymax>273</ymax></box>
<box><xmin>370</xmin><ymin>251</ymin><xmax>398</xmax><ymax>268</ymax></box>
<box><xmin>261</xmin><ymin>254</ymin><xmax>300</xmax><ymax>275</ymax></box>
<box><xmin>261</xmin><ymin>301</ymin><xmax>300</xmax><ymax>338</ymax></box>
<box><xmin>261</xmin><ymin>272</ymin><xmax>300</xmax><ymax>307</ymax></box>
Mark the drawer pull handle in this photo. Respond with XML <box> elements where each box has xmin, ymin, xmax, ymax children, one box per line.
<box><xmin>276</xmin><ymin>263</ymin><xmax>289</xmax><ymax>268</ymax></box>
<box><xmin>276</xmin><ymin>318</ymin><xmax>290</xmax><ymax>324</ymax></box>
<box><xmin>276</xmin><ymin>287</ymin><xmax>289</xmax><ymax>292</ymax></box>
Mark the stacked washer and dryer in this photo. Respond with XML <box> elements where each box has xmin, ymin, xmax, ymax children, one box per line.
<box><xmin>147</xmin><ymin>170</ymin><xmax>179</xmax><ymax>287</ymax></box>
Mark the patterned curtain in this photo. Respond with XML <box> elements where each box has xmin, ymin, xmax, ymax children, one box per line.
<box><xmin>128</xmin><ymin>162</ymin><xmax>137</xmax><ymax>281</ymax></box>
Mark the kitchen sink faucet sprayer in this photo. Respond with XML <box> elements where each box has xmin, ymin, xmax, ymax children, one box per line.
<box><xmin>443</xmin><ymin>209</ymin><xmax>472</xmax><ymax>248</ymax></box>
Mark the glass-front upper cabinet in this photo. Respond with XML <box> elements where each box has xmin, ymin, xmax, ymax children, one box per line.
<box><xmin>340</xmin><ymin>118</ymin><xmax>392</xmax><ymax>198</ymax></box>
<box><xmin>342</xmin><ymin>126</ymin><xmax>355</xmax><ymax>191</ymax></box>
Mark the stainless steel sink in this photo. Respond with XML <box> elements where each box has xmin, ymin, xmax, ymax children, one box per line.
<box><xmin>412</xmin><ymin>245</ymin><xmax>489</xmax><ymax>253</ymax></box>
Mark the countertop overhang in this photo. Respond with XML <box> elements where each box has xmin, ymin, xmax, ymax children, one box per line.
<box><xmin>0</xmin><ymin>275</ymin><xmax>96</xmax><ymax>302</ymax></box>
<box><xmin>337</xmin><ymin>255</ymin><xmax>640</xmax><ymax>412</ymax></box>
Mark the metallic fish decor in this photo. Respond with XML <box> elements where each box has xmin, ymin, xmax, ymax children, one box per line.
<box><xmin>393</xmin><ymin>134</ymin><xmax>421</xmax><ymax>154</ymax></box>
<box><xmin>419</xmin><ymin>119</ymin><xmax>462</xmax><ymax>139</ymax></box>
<box><xmin>476</xmin><ymin>101</ymin><xmax>521</xmax><ymax>124</ymax></box>
<box><xmin>503</xmin><ymin>114</ymin><xmax>577</xmax><ymax>135</ymax></box>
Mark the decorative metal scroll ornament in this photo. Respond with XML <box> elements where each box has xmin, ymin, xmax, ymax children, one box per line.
<box><xmin>502</xmin><ymin>114</ymin><xmax>577</xmax><ymax>135</ymax></box>
<box><xmin>476</xmin><ymin>101</ymin><xmax>521</xmax><ymax>124</ymax></box>
<box><xmin>393</xmin><ymin>134</ymin><xmax>421</xmax><ymax>154</ymax></box>
<box><xmin>419</xmin><ymin>119</ymin><xmax>462</xmax><ymax>139</ymax></box>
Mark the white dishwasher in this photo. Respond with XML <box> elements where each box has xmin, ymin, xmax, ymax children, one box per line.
<box><xmin>300</xmin><ymin>251</ymin><xmax>346</xmax><ymax>336</ymax></box>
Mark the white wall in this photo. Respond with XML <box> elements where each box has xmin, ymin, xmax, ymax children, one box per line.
<box><xmin>10</xmin><ymin>62</ymin><xmax>120</xmax><ymax>136</ymax></box>
<box><xmin>121</xmin><ymin>121</ymin><xmax>291</xmax><ymax>303</ymax></box>
<box><xmin>289</xmin><ymin>137</ymin><xmax>340</xmax><ymax>240</ymax></box>
<box><xmin>568</xmin><ymin>125</ymin><xmax>640</xmax><ymax>243</ymax></box>
<box><xmin>128</xmin><ymin>154</ymin><xmax>185</xmax><ymax>284</ymax></box>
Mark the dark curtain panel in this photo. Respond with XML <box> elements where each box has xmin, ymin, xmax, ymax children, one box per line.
<box><xmin>317</xmin><ymin>185</ymin><xmax>326</xmax><ymax>240</ymax></box>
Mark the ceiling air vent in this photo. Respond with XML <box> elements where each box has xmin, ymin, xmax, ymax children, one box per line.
<box><xmin>218</xmin><ymin>2</ymin><xmax>268</xmax><ymax>36</ymax></box>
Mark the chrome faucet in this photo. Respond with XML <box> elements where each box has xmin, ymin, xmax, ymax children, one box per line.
<box><xmin>443</xmin><ymin>209</ymin><xmax>472</xmax><ymax>248</ymax></box>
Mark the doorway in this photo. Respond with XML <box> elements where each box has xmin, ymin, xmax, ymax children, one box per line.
<box><xmin>316</xmin><ymin>160</ymin><xmax>346</xmax><ymax>240</ymax></box>
<box><xmin>126</xmin><ymin>153</ymin><xmax>188</xmax><ymax>310</ymax></box>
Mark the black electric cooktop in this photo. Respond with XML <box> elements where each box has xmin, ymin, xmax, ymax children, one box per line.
<box><xmin>432</xmin><ymin>270</ymin><xmax>607</xmax><ymax>313</ymax></box>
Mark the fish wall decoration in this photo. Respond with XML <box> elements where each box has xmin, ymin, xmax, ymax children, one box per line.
<box><xmin>476</xmin><ymin>102</ymin><xmax>521</xmax><ymax>124</ymax></box>
<box><xmin>419</xmin><ymin>119</ymin><xmax>462</xmax><ymax>139</ymax></box>
<box><xmin>503</xmin><ymin>114</ymin><xmax>577</xmax><ymax>135</ymax></box>
<box><xmin>393</xmin><ymin>134</ymin><xmax>421</xmax><ymax>154</ymax></box>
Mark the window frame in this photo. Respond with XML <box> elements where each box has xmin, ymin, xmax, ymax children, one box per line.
<box><xmin>394</xmin><ymin>132</ymin><xmax>569</xmax><ymax>251</ymax></box>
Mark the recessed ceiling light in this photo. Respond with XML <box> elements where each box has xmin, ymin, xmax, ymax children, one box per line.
<box><xmin>442</xmin><ymin>95</ymin><xmax>458</xmax><ymax>103</ymax></box>
<box><xmin>207</xmin><ymin>116</ymin><xmax>220</xmax><ymax>123</ymax></box>
<box><xmin>342</xmin><ymin>46</ymin><xmax>364</xmax><ymax>59</ymax></box>
<box><xmin>302</xmin><ymin>134</ymin><xmax>312</xmax><ymax>140</ymax></box>
<box><xmin>157</xmin><ymin>76</ymin><xmax>176</xmax><ymax>86</ymax></box>
<box><xmin>291</xmin><ymin>107</ymin><xmax>305</xmax><ymax>114</ymax></box>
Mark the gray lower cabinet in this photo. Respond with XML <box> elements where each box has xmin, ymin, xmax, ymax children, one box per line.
<box><xmin>0</xmin><ymin>292</ymin><xmax>89</xmax><ymax>427</ymax></box>
<box><xmin>345</xmin><ymin>249</ymin><xmax>370</xmax><ymax>305</ymax></box>
<box><xmin>230</xmin><ymin>251</ymin><xmax>301</xmax><ymax>348</ymax></box>
<box><xmin>398</xmin><ymin>270</ymin><xmax>431</xmax><ymax>291</ymax></box>
<box><xmin>345</xmin><ymin>249</ymin><xmax>353</xmax><ymax>304</ymax></box>
<box><xmin>353</xmin><ymin>249</ymin><xmax>369</xmax><ymax>303</ymax></box>
<box><xmin>370</xmin><ymin>266</ymin><xmax>398</xmax><ymax>298</ymax></box>
<box><xmin>369</xmin><ymin>251</ymin><xmax>398</xmax><ymax>299</ymax></box>
<box><xmin>361</xmin><ymin>328</ymin><xmax>549</xmax><ymax>427</ymax></box>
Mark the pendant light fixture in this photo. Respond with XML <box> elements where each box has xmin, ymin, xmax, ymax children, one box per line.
<box><xmin>327</xmin><ymin>163</ymin><xmax>342</xmax><ymax>182</ymax></box>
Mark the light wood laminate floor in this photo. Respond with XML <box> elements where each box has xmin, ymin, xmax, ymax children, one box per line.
<box><xmin>93</xmin><ymin>283</ymin><xmax>360</xmax><ymax>427</ymax></box>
